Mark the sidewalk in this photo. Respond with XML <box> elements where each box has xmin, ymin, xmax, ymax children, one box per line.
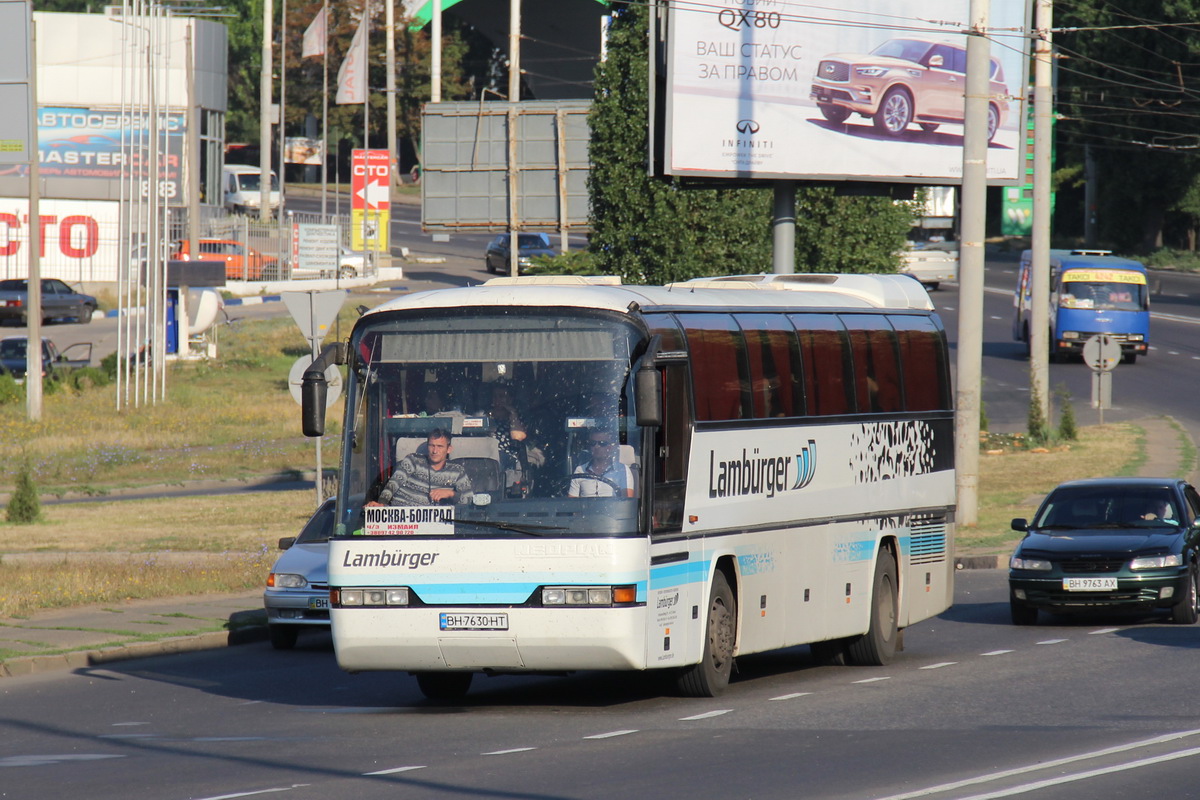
<box><xmin>1</xmin><ymin>417</ymin><xmax>1193</xmax><ymax>679</ymax></box>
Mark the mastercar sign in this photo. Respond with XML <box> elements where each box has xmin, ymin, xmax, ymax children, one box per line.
<box><xmin>664</xmin><ymin>0</ymin><xmax>1030</xmax><ymax>184</ymax></box>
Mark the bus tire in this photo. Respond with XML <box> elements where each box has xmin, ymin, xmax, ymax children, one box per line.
<box><xmin>809</xmin><ymin>638</ymin><xmax>849</xmax><ymax>665</ymax></box>
<box><xmin>416</xmin><ymin>671</ymin><xmax>473</xmax><ymax>702</ymax></box>
<box><xmin>846</xmin><ymin>549</ymin><xmax>898</xmax><ymax>666</ymax></box>
<box><xmin>677</xmin><ymin>571</ymin><xmax>736</xmax><ymax>697</ymax></box>
<box><xmin>1122</xmin><ymin>352</ymin><xmax>1138</xmax><ymax>365</ymax></box>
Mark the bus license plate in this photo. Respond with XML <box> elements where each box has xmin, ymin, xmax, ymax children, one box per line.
<box><xmin>440</xmin><ymin>613</ymin><xmax>509</xmax><ymax>631</ymax></box>
<box><xmin>309</xmin><ymin>596</ymin><xmax>329</xmax><ymax>610</ymax></box>
<box><xmin>1063</xmin><ymin>577</ymin><xmax>1117</xmax><ymax>591</ymax></box>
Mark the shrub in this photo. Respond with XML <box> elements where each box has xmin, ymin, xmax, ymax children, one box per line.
<box><xmin>67</xmin><ymin>366</ymin><xmax>111</xmax><ymax>392</ymax></box>
<box><xmin>5</xmin><ymin>460</ymin><xmax>40</xmax><ymax>524</ymax></box>
<box><xmin>1056</xmin><ymin>384</ymin><xmax>1078</xmax><ymax>441</ymax></box>
<box><xmin>0</xmin><ymin>371</ymin><xmax>20</xmax><ymax>405</ymax></box>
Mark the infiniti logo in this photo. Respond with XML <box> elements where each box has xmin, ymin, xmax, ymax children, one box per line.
<box><xmin>736</xmin><ymin>119</ymin><xmax>760</xmax><ymax>135</ymax></box>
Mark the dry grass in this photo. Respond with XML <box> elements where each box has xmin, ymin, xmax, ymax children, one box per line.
<box><xmin>0</xmin><ymin>490</ymin><xmax>317</xmax><ymax>617</ymax></box>
<box><xmin>962</xmin><ymin>422</ymin><xmax>1144</xmax><ymax>556</ymax></box>
<box><xmin>0</xmin><ymin>314</ymin><xmax>346</xmax><ymax>496</ymax></box>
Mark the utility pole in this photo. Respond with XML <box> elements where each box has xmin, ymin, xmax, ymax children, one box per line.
<box><xmin>954</xmin><ymin>0</ymin><xmax>991</xmax><ymax>527</ymax></box>
<box><xmin>385</xmin><ymin>0</ymin><xmax>398</xmax><ymax>195</ymax></box>
<box><xmin>1030</xmin><ymin>0</ymin><xmax>1053</xmax><ymax>426</ymax></box>
<box><xmin>259</xmin><ymin>0</ymin><xmax>274</xmax><ymax>221</ymax></box>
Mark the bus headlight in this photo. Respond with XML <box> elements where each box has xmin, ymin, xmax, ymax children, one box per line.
<box><xmin>541</xmin><ymin>585</ymin><xmax>637</xmax><ymax>606</ymax></box>
<box><xmin>1061</xmin><ymin>331</ymin><xmax>1081</xmax><ymax>340</ymax></box>
<box><xmin>1127</xmin><ymin>334</ymin><xmax>1144</xmax><ymax>341</ymax></box>
<box><xmin>333</xmin><ymin>587</ymin><xmax>410</xmax><ymax>606</ymax></box>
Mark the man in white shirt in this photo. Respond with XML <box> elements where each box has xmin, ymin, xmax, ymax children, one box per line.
<box><xmin>568</xmin><ymin>429</ymin><xmax>634</xmax><ymax>498</ymax></box>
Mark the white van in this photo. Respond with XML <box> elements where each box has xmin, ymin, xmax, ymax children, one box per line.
<box><xmin>222</xmin><ymin>164</ymin><xmax>280</xmax><ymax>214</ymax></box>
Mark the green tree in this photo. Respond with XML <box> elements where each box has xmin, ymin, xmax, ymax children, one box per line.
<box><xmin>1055</xmin><ymin>3</ymin><xmax>1200</xmax><ymax>252</ymax></box>
<box><xmin>588</xmin><ymin>3</ymin><xmax>914</xmax><ymax>284</ymax></box>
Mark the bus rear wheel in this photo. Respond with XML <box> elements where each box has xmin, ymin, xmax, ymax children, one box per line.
<box><xmin>846</xmin><ymin>550</ymin><xmax>898</xmax><ymax>666</ymax></box>
<box><xmin>677</xmin><ymin>571</ymin><xmax>736</xmax><ymax>697</ymax></box>
<box><xmin>415</xmin><ymin>671</ymin><xmax>473</xmax><ymax>702</ymax></box>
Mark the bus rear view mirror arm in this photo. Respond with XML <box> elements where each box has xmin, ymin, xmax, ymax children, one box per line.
<box><xmin>301</xmin><ymin>342</ymin><xmax>348</xmax><ymax>438</ymax></box>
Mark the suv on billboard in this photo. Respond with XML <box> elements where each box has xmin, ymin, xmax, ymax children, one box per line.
<box><xmin>810</xmin><ymin>38</ymin><xmax>1009</xmax><ymax>141</ymax></box>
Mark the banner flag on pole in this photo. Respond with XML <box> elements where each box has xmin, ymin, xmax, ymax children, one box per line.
<box><xmin>335</xmin><ymin>16</ymin><xmax>368</xmax><ymax>104</ymax></box>
<box><xmin>301</xmin><ymin>7</ymin><xmax>326</xmax><ymax>58</ymax></box>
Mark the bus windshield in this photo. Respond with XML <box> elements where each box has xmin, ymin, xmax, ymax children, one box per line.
<box><xmin>336</xmin><ymin>309</ymin><xmax>646</xmax><ymax>538</ymax></box>
<box><xmin>1060</xmin><ymin>277</ymin><xmax>1146</xmax><ymax>312</ymax></box>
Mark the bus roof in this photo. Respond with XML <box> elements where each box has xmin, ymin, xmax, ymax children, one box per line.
<box><xmin>364</xmin><ymin>273</ymin><xmax>936</xmax><ymax>319</ymax></box>
<box><xmin>1020</xmin><ymin>249</ymin><xmax>1147</xmax><ymax>273</ymax></box>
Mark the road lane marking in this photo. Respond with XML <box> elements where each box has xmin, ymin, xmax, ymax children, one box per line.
<box><xmin>869</xmin><ymin>727</ymin><xmax>1200</xmax><ymax>800</ymax></box>
<box><xmin>770</xmin><ymin>692</ymin><xmax>812</xmax><ymax>701</ymax></box>
<box><xmin>584</xmin><ymin>730</ymin><xmax>638</xmax><ymax>739</ymax></box>
<box><xmin>364</xmin><ymin>766</ymin><xmax>426</xmax><ymax>775</ymax></box>
<box><xmin>680</xmin><ymin>710</ymin><xmax>732</xmax><ymax>720</ymax></box>
<box><xmin>953</xmin><ymin>745</ymin><xmax>1200</xmax><ymax>800</ymax></box>
<box><xmin>1036</xmin><ymin>638</ymin><xmax>1068</xmax><ymax>645</ymax></box>
<box><xmin>0</xmin><ymin>754</ymin><xmax>125</xmax><ymax>767</ymax></box>
<box><xmin>1089</xmin><ymin>628</ymin><xmax>1119</xmax><ymax>635</ymax></box>
<box><xmin>192</xmin><ymin>787</ymin><xmax>308</xmax><ymax>800</ymax></box>
<box><xmin>853</xmin><ymin>677</ymin><xmax>891</xmax><ymax>684</ymax></box>
<box><xmin>981</xmin><ymin>650</ymin><xmax>1013</xmax><ymax>656</ymax></box>
<box><xmin>919</xmin><ymin>662</ymin><xmax>957</xmax><ymax>670</ymax></box>
<box><xmin>482</xmin><ymin>747</ymin><xmax>537</xmax><ymax>755</ymax></box>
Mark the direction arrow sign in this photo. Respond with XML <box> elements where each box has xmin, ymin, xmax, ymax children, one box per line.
<box><xmin>355</xmin><ymin>180</ymin><xmax>390</xmax><ymax>209</ymax></box>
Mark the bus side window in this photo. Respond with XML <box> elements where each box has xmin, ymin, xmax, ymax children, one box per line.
<box><xmin>791</xmin><ymin>314</ymin><xmax>853</xmax><ymax>416</ymax></box>
<box><xmin>680</xmin><ymin>313</ymin><xmax>751</xmax><ymax>421</ymax></box>
<box><xmin>842</xmin><ymin>315</ymin><xmax>902</xmax><ymax>414</ymax></box>
<box><xmin>735</xmin><ymin>313</ymin><xmax>803</xmax><ymax>418</ymax></box>
<box><xmin>890</xmin><ymin>315</ymin><xmax>951</xmax><ymax>411</ymax></box>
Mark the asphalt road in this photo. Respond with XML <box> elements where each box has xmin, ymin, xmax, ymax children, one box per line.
<box><xmin>7</xmin><ymin>570</ymin><xmax>1200</xmax><ymax>799</ymax></box>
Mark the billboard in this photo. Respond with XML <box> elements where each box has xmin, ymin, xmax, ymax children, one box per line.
<box><xmin>664</xmin><ymin>1</ymin><xmax>1031</xmax><ymax>184</ymax></box>
<box><xmin>0</xmin><ymin>106</ymin><xmax>188</xmax><ymax>200</ymax></box>
<box><xmin>350</xmin><ymin>149</ymin><xmax>389</xmax><ymax>253</ymax></box>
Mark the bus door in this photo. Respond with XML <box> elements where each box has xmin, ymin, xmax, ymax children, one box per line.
<box><xmin>646</xmin><ymin>358</ymin><xmax>700</xmax><ymax>669</ymax></box>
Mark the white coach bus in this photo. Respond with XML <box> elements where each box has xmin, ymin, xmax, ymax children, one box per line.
<box><xmin>300</xmin><ymin>273</ymin><xmax>955</xmax><ymax>700</ymax></box>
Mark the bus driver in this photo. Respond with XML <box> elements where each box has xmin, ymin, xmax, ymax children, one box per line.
<box><xmin>568</xmin><ymin>428</ymin><xmax>635</xmax><ymax>498</ymax></box>
<box><xmin>369</xmin><ymin>429</ymin><xmax>473</xmax><ymax>506</ymax></box>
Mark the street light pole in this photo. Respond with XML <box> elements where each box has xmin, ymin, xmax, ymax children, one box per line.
<box><xmin>259</xmin><ymin>0</ymin><xmax>274</xmax><ymax>221</ymax></box>
<box><xmin>954</xmin><ymin>0</ymin><xmax>991</xmax><ymax>527</ymax></box>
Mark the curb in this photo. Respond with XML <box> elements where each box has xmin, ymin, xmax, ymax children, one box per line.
<box><xmin>0</xmin><ymin>613</ymin><xmax>268</xmax><ymax>679</ymax></box>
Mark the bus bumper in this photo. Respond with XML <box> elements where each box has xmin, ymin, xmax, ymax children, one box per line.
<box><xmin>331</xmin><ymin>606</ymin><xmax>650</xmax><ymax>673</ymax></box>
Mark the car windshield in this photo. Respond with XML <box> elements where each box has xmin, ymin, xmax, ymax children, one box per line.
<box><xmin>295</xmin><ymin>500</ymin><xmax>335</xmax><ymax>544</ymax></box>
<box><xmin>336</xmin><ymin>308</ymin><xmax>646</xmax><ymax>538</ymax></box>
<box><xmin>0</xmin><ymin>339</ymin><xmax>28</xmax><ymax>359</ymax></box>
<box><xmin>517</xmin><ymin>234</ymin><xmax>549</xmax><ymax>249</ymax></box>
<box><xmin>870</xmin><ymin>39</ymin><xmax>933</xmax><ymax>63</ymax></box>
<box><xmin>1035</xmin><ymin>486</ymin><xmax>1180</xmax><ymax>530</ymax></box>
<box><xmin>236</xmin><ymin>172</ymin><xmax>279</xmax><ymax>192</ymax></box>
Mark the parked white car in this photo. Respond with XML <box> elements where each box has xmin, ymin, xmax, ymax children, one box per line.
<box><xmin>900</xmin><ymin>241</ymin><xmax>958</xmax><ymax>291</ymax></box>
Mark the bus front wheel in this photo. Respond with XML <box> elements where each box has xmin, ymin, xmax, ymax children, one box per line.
<box><xmin>846</xmin><ymin>550</ymin><xmax>899</xmax><ymax>666</ymax></box>
<box><xmin>677</xmin><ymin>571</ymin><xmax>736</xmax><ymax>697</ymax></box>
<box><xmin>415</xmin><ymin>671</ymin><xmax>473</xmax><ymax>702</ymax></box>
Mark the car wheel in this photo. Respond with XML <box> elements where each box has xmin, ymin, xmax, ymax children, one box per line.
<box><xmin>925</xmin><ymin>282</ymin><xmax>940</xmax><ymax>291</ymax></box>
<box><xmin>818</xmin><ymin>103</ymin><xmax>851</xmax><ymax>124</ymax></box>
<box><xmin>676</xmin><ymin>570</ymin><xmax>736</xmax><ymax>696</ymax></box>
<box><xmin>415</xmin><ymin>671</ymin><xmax>473</xmax><ymax>702</ymax></box>
<box><xmin>1010</xmin><ymin>596</ymin><xmax>1038</xmax><ymax>626</ymax></box>
<box><xmin>82</xmin><ymin>303</ymin><xmax>97</xmax><ymax>323</ymax></box>
<box><xmin>986</xmin><ymin>104</ymin><xmax>1000</xmax><ymax>142</ymax></box>
<box><xmin>846</xmin><ymin>549</ymin><xmax>899</xmax><ymax>665</ymax></box>
<box><xmin>919</xmin><ymin>122</ymin><xmax>940</xmax><ymax>133</ymax></box>
<box><xmin>268</xmin><ymin>624</ymin><xmax>299</xmax><ymax>650</ymax></box>
<box><xmin>874</xmin><ymin>88</ymin><xmax>914</xmax><ymax>136</ymax></box>
<box><xmin>1171</xmin><ymin>565</ymin><xmax>1199</xmax><ymax>624</ymax></box>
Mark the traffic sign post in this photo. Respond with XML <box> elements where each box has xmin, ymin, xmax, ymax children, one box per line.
<box><xmin>351</xmin><ymin>149</ymin><xmax>391</xmax><ymax>260</ymax></box>
<box><xmin>1083</xmin><ymin>334</ymin><xmax>1120</xmax><ymax>424</ymax></box>
<box><xmin>282</xmin><ymin>290</ymin><xmax>347</xmax><ymax>504</ymax></box>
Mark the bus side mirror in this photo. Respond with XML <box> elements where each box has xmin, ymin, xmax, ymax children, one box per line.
<box><xmin>635</xmin><ymin>366</ymin><xmax>662</xmax><ymax>428</ymax></box>
<box><xmin>301</xmin><ymin>342</ymin><xmax>348</xmax><ymax>438</ymax></box>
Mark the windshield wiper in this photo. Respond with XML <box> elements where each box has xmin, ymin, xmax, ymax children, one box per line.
<box><xmin>455</xmin><ymin>519</ymin><xmax>567</xmax><ymax>537</ymax></box>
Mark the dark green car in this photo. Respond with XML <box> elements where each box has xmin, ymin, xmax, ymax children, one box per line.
<box><xmin>1008</xmin><ymin>478</ymin><xmax>1200</xmax><ymax>625</ymax></box>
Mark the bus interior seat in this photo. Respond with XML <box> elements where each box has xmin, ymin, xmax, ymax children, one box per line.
<box><xmin>453</xmin><ymin>457</ymin><xmax>502</xmax><ymax>493</ymax></box>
